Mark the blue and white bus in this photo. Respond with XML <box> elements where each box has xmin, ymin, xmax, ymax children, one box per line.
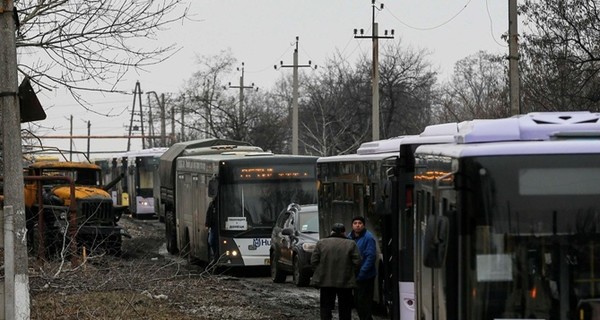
<box><xmin>175</xmin><ymin>150</ymin><xmax>317</xmax><ymax>267</ymax></box>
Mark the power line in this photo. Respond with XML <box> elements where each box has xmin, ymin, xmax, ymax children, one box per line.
<box><xmin>385</xmin><ymin>0</ymin><xmax>473</xmax><ymax>31</ymax></box>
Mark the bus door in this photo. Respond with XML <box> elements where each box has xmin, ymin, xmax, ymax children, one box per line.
<box><xmin>190</xmin><ymin>175</ymin><xmax>208</xmax><ymax>260</ymax></box>
<box><xmin>416</xmin><ymin>180</ymin><xmax>455</xmax><ymax>320</ymax></box>
<box><xmin>354</xmin><ymin>184</ymin><xmax>365</xmax><ymax>216</ymax></box>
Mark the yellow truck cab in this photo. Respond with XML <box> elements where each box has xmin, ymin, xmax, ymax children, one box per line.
<box><xmin>24</xmin><ymin>160</ymin><xmax>126</xmax><ymax>257</ymax></box>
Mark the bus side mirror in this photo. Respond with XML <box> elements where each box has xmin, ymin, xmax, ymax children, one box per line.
<box><xmin>208</xmin><ymin>179</ymin><xmax>218</xmax><ymax>198</ymax></box>
<box><xmin>423</xmin><ymin>214</ymin><xmax>449</xmax><ymax>268</ymax></box>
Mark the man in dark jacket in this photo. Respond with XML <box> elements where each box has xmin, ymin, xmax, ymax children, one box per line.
<box><xmin>205</xmin><ymin>198</ymin><xmax>219</xmax><ymax>262</ymax></box>
<box><xmin>311</xmin><ymin>223</ymin><xmax>361</xmax><ymax>320</ymax></box>
<box><xmin>349</xmin><ymin>216</ymin><xmax>377</xmax><ymax>320</ymax></box>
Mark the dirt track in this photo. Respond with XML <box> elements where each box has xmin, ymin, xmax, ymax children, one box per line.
<box><xmin>28</xmin><ymin>215</ymin><xmax>325</xmax><ymax>319</ymax></box>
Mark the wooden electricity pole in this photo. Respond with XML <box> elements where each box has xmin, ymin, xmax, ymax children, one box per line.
<box><xmin>275</xmin><ymin>36</ymin><xmax>316</xmax><ymax>155</ymax></box>
<box><xmin>228</xmin><ymin>62</ymin><xmax>256</xmax><ymax>140</ymax></box>
<box><xmin>508</xmin><ymin>0</ymin><xmax>520</xmax><ymax>115</ymax></box>
<box><xmin>354</xmin><ymin>0</ymin><xmax>394</xmax><ymax>141</ymax></box>
<box><xmin>0</xmin><ymin>1</ymin><xmax>31</xmax><ymax>318</ymax></box>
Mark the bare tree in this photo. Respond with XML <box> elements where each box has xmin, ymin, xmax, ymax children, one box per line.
<box><xmin>15</xmin><ymin>0</ymin><xmax>190</xmax><ymax>111</ymax></box>
<box><xmin>176</xmin><ymin>51</ymin><xmax>290</xmax><ymax>152</ymax></box>
<box><xmin>179</xmin><ymin>50</ymin><xmax>236</xmax><ymax>140</ymax></box>
<box><xmin>520</xmin><ymin>0</ymin><xmax>600</xmax><ymax>112</ymax></box>
<box><xmin>378</xmin><ymin>41</ymin><xmax>437</xmax><ymax>137</ymax></box>
<box><xmin>300</xmin><ymin>53</ymin><xmax>370</xmax><ymax>156</ymax></box>
<box><xmin>435</xmin><ymin>51</ymin><xmax>510</xmax><ymax>123</ymax></box>
<box><xmin>244</xmin><ymin>91</ymin><xmax>289</xmax><ymax>153</ymax></box>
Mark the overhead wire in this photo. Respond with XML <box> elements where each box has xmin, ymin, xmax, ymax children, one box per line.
<box><xmin>246</xmin><ymin>41</ymin><xmax>295</xmax><ymax>75</ymax></box>
<box><xmin>386</xmin><ymin>0</ymin><xmax>473</xmax><ymax>31</ymax></box>
<box><xmin>486</xmin><ymin>0</ymin><xmax>508</xmax><ymax>48</ymax></box>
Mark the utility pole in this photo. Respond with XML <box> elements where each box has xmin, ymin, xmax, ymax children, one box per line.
<box><xmin>127</xmin><ymin>81</ymin><xmax>145</xmax><ymax>151</ymax></box>
<box><xmin>0</xmin><ymin>1</ymin><xmax>31</xmax><ymax>318</ymax></box>
<box><xmin>275</xmin><ymin>36</ymin><xmax>316</xmax><ymax>155</ymax></box>
<box><xmin>146</xmin><ymin>94</ymin><xmax>154</xmax><ymax>148</ymax></box>
<box><xmin>508</xmin><ymin>0</ymin><xmax>520</xmax><ymax>115</ymax></box>
<box><xmin>86</xmin><ymin>120</ymin><xmax>91</xmax><ymax>159</ymax></box>
<box><xmin>147</xmin><ymin>91</ymin><xmax>167</xmax><ymax>147</ymax></box>
<box><xmin>354</xmin><ymin>0</ymin><xmax>394</xmax><ymax>141</ymax></box>
<box><xmin>228</xmin><ymin>62</ymin><xmax>257</xmax><ymax>140</ymax></box>
<box><xmin>160</xmin><ymin>93</ymin><xmax>166</xmax><ymax>146</ymax></box>
<box><xmin>181</xmin><ymin>95</ymin><xmax>185</xmax><ymax>141</ymax></box>
<box><xmin>69</xmin><ymin>115</ymin><xmax>73</xmax><ymax>161</ymax></box>
<box><xmin>170</xmin><ymin>106</ymin><xmax>176</xmax><ymax>144</ymax></box>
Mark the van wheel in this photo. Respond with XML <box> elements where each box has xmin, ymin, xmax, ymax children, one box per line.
<box><xmin>293</xmin><ymin>256</ymin><xmax>310</xmax><ymax>287</ymax></box>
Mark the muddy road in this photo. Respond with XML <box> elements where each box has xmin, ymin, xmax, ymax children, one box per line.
<box><xmin>29</xmin><ymin>216</ymin><xmax>388</xmax><ymax>319</ymax></box>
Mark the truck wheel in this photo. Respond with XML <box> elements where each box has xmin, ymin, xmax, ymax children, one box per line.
<box><xmin>165</xmin><ymin>209</ymin><xmax>178</xmax><ymax>254</ymax></box>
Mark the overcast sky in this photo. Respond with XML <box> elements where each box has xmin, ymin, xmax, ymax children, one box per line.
<box><xmin>31</xmin><ymin>0</ymin><xmax>509</xmax><ymax>159</ymax></box>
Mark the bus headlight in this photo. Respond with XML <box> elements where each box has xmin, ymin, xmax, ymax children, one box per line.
<box><xmin>226</xmin><ymin>250</ymin><xmax>238</xmax><ymax>257</ymax></box>
<box><xmin>302</xmin><ymin>242</ymin><xmax>316</xmax><ymax>252</ymax></box>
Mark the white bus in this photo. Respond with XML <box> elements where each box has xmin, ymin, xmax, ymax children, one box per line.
<box><xmin>413</xmin><ymin>112</ymin><xmax>600</xmax><ymax>319</ymax></box>
<box><xmin>175</xmin><ymin>151</ymin><xmax>317</xmax><ymax>267</ymax></box>
<box><xmin>123</xmin><ymin>147</ymin><xmax>168</xmax><ymax>218</ymax></box>
<box><xmin>316</xmin><ymin>123</ymin><xmax>457</xmax><ymax>318</ymax></box>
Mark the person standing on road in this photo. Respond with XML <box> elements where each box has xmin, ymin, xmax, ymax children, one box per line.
<box><xmin>311</xmin><ymin>223</ymin><xmax>361</xmax><ymax>320</ymax></box>
<box><xmin>349</xmin><ymin>216</ymin><xmax>377</xmax><ymax>320</ymax></box>
<box><xmin>205</xmin><ymin>198</ymin><xmax>219</xmax><ymax>262</ymax></box>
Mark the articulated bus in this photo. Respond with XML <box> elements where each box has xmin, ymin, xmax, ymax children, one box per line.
<box><xmin>413</xmin><ymin>112</ymin><xmax>600</xmax><ymax>319</ymax></box>
<box><xmin>175</xmin><ymin>152</ymin><xmax>317</xmax><ymax>267</ymax></box>
<box><xmin>316</xmin><ymin>123</ymin><xmax>456</xmax><ymax>318</ymax></box>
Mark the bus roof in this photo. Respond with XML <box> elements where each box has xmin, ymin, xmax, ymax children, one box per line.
<box><xmin>456</xmin><ymin>111</ymin><xmax>600</xmax><ymax>143</ymax></box>
<box><xmin>159</xmin><ymin>138</ymin><xmax>258</xmax><ymax>190</ymax></box>
<box><xmin>178</xmin><ymin>153</ymin><xmax>316</xmax><ymax>163</ymax></box>
<box><xmin>318</xmin><ymin>122</ymin><xmax>459</xmax><ymax>163</ymax></box>
<box><xmin>123</xmin><ymin>147</ymin><xmax>169</xmax><ymax>158</ymax></box>
<box><xmin>416</xmin><ymin>139</ymin><xmax>600</xmax><ymax>158</ymax></box>
<box><xmin>417</xmin><ymin>111</ymin><xmax>600</xmax><ymax>158</ymax></box>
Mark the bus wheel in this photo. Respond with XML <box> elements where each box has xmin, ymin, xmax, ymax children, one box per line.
<box><xmin>165</xmin><ymin>209</ymin><xmax>178</xmax><ymax>254</ymax></box>
<box><xmin>293</xmin><ymin>256</ymin><xmax>310</xmax><ymax>287</ymax></box>
<box><xmin>271</xmin><ymin>252</ymin><xmax>286</xmax><ymax>283</ymax></box>
<box><xmin>180</xmin><ymin>230</ymin><xmax>193</xmax><ymax>263</ymax></box>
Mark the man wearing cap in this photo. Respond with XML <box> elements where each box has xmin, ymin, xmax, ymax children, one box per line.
<box><xmin>311</xmin><ymin>223</ymin><xmax>361</xmax><ymax>320</ymax></box>
<box><xmin>349</xmin><ymin>216</ymin><xmax>377</xmax><ymax>320</ymax></box>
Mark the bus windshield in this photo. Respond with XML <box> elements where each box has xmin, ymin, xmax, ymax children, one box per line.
<box><xmin>137</xmin><ymin>157</ymin><xmax>159</xmax><ymax>197</ymax></box>
<box><xmin>221</xmin><ymin>180</ymin><xmax>317</xmax><ymax>230</ymax></box>
<box><xmin>461</xmin><ymin>154</ymin><xmax>600</xmax><ymax>319</ymax></box>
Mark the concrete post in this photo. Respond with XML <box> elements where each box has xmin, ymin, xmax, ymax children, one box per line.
<box><xmin>0</xmin><ymin>1</ymin><xmax>31</xmax><ymax>318</ymax></box>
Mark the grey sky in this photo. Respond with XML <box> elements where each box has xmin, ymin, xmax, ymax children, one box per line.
<box><xmin>32</xmin><ymin>0</ymin><xmax>509</xmax><ymax>158</ymax></box>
